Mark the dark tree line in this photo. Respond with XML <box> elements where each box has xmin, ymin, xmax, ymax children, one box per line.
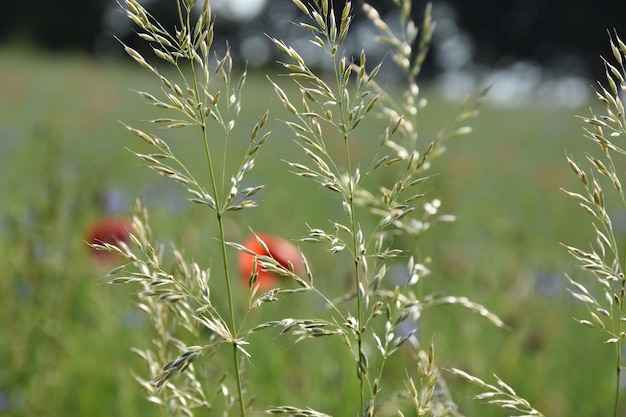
<box><xmin>447</xmin><ymin>0</ymin><xmax>626</xmax><ymax>77</ymax></box>
<box><xmin>2</xmin><ymin>0</ymin><xmax>625</xmax><ymax>80</ymax></box>
<box><xmin>2</xmin><ymin>0</ymin><xmax>109</xmax><ymax>50</ymax></box>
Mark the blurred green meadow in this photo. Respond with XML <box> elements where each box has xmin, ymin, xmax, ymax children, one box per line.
<box><xmin>0</xmin><ymin>46</ymin><xmax>618</xmax><ymax>416</ymax></box>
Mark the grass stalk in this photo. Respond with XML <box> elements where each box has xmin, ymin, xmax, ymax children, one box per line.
<box><xmin>201</xmin><ymin>122</ymin><xmax>247</xmax><ymax>417</ymax></box>
<box><xmin>564</xmin><ymin>30</ymin><xmax>626</xmax><ymax>417</ymax></box>
<box><xmin>344</xmin><ymin>134</ymin><xmax>366</xmax><ymax>415</ymax></box>
<box><xmin>182</xmin><ymin>1</ymin><xmax>246</xmax><ymax>411</ymax></box>
<box><xmin>615</xmin><ymin>339</ymin><xmax>621</xmax><ymax>417</ymax></box>
<box><xmin>613</xmin><ymin>277</ymin><xmax>625</xmax><ymax>417</ymax></box>
<box><xmin>97</xmin><ymin>0</ymin><xmax>509</xmax><ymax>416</ymax></box>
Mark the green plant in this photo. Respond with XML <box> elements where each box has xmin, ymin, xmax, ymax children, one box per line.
<box><xmin>449</xmin><ymin>30</ymin><xmax>626</xmax><ymax>417</ymax></box>
<box><xmin>563</xmin><ymin>31</ymin><xmax>626</xmax><ymax>417</ymax></box>
<box><xmin>98</xmin><ymin>0</ymin><xmax>506</xmax><ymax>416</ymax></box>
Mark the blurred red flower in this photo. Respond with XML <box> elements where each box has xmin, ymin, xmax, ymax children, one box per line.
<box><xmin>238</xmin><ymin>233</ymin><xmax>304</xmax><ymax>290</ymax></box>
<box><xmin>86</xmin><ymin>217</ymin><xmax>132</xmax><ymax>264</ymax></box>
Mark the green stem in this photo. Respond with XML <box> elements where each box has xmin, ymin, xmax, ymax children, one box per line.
<box><xmin>343</xmin><ymin>135</ymin><xmax>365</xmax><ymax>416</ymax></box>
<box><xmin>201</xmin><ymin>125</ymin><xmax>247</xmax><ymax>417</ymax></box>
<box><xmin>616</xmin><ymin>234</ymin><xmax>626</xmax><ymax>417</ymax></box>
<box><xmin>615</xmin><ymin>279</ymin><xmax>626</xmax><ymax>417</ymax></box>
<box><xmin>615</xmin><ymin>316</ymin><xmax>621</xmax><ymax>417</ymax></box>
<box><xmin>615</xmin><ymin>352</ymin><xmax>620</xmax><ymax>417</ymax></box>
<box><xmin>183</xmin><ymin>11</ymin><xmax>246</xmax><ymax>409</ymax></box>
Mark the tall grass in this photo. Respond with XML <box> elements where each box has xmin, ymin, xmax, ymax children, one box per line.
<box><xmin>447</xmin><ymin>30</ymin><xmax>626</xmax><ymax>417</ymax></box>
<box><xmin>562</xmin><ymin>31</ymin><xmax>626</xmax><ymax>417</ymax></box>
<box><xmin>99</xmin><ymin>0</ymin><xmax>508</xmax><ymax>416</ymax></box>
<box><xmin>4</xmin><ymin>2</ymin><xmax>626</xmax><ymax>417</ymax></box>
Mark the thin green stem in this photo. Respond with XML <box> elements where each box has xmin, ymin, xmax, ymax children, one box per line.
<box><xmin>343</xmin><ymin>134</ymin><xmax>365</xmax><ymax>416</ymax></box>
<box><xmin>615</xmin><ymin>266</ymin><xmax>626</xmax><ymax>417</ymax></box>
<box><xmin>332</xmin><ymin>43</ymin><xmax>366</xmax><ymax>414</ymax></box>
<box><xmin>176</xmin><ymin>4</ymin><xmax>247</xmax><ymax>411</ymax></box>
<box><xmin>614</xmin><ymin>213</ymin><xmax>626</xmax><ymax>417</ymax></box>
<box><xmin>188</xmin><ymin>34</ymin><xmax>246</xmax><ymax>414</ymax></box>
<box><xmin>201</xmin><ymin>123</ymin><xmax>247</xmax><ymax>417</ymax></box>
<box><xmin>215</xmin><ymin>197</ymin><xmax>244</xmax><ymax>416</ymax></box>
<box><xmin>615</xmin><ymin>349</ymin><xmax>620</xmax><ymax>417</ymax></box>
<box><xmin>614</xmin><ymin>289</ymin><xmax>623</xmax><ymax>417</ymax></box>
<box><xmin>178</xmin><ymin>2</ymin><xmax>246</xmax><ymax>404</ymax></box>
<box><xmin>371</xmin><ymin>361</ymin><xmax>386</xmax><ymax>411</ymax></box>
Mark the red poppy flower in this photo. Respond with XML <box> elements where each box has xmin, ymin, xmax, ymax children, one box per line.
<box><xmin>86</xmin><ymin>217</ymin><xmax>132</xmax><ymax>264</ymax></box>
<box><xmin>238</xmin><ymin>233</ymin><xmax>304</xmax><ymax>290</ymax></box>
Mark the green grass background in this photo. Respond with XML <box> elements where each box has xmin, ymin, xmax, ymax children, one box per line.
<box><xmin>0</xmin><ymin>46</ymin><xmax>619</xmax><ymax>416</ymax></box>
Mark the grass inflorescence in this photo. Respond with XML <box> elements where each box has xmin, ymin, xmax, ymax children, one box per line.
<box><xmin>78</xmin><ymin>1</ymin><xmax>626</xmax><ymax>417</ymax></box>
<box><xmin>99</xmin><ymin>0</ymin><xmax>510</xmax><ymax>416</ymax></box>
<box><xmin>562</xmin><ymin>31</ymin><xmax>626</xmax><ymax>417</ymax></box>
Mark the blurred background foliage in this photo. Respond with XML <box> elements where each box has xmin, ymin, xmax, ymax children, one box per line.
<box><xmin>0</xmin><ymin>47</ymin><xmax>616</xmax><ymax>416</ymax></box>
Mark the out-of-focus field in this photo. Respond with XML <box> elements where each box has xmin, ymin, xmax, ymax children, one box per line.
<box><xmin>0</xmin><ymin>47</ymin><xmax>618</xmax><ymax>416</ymax></box>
